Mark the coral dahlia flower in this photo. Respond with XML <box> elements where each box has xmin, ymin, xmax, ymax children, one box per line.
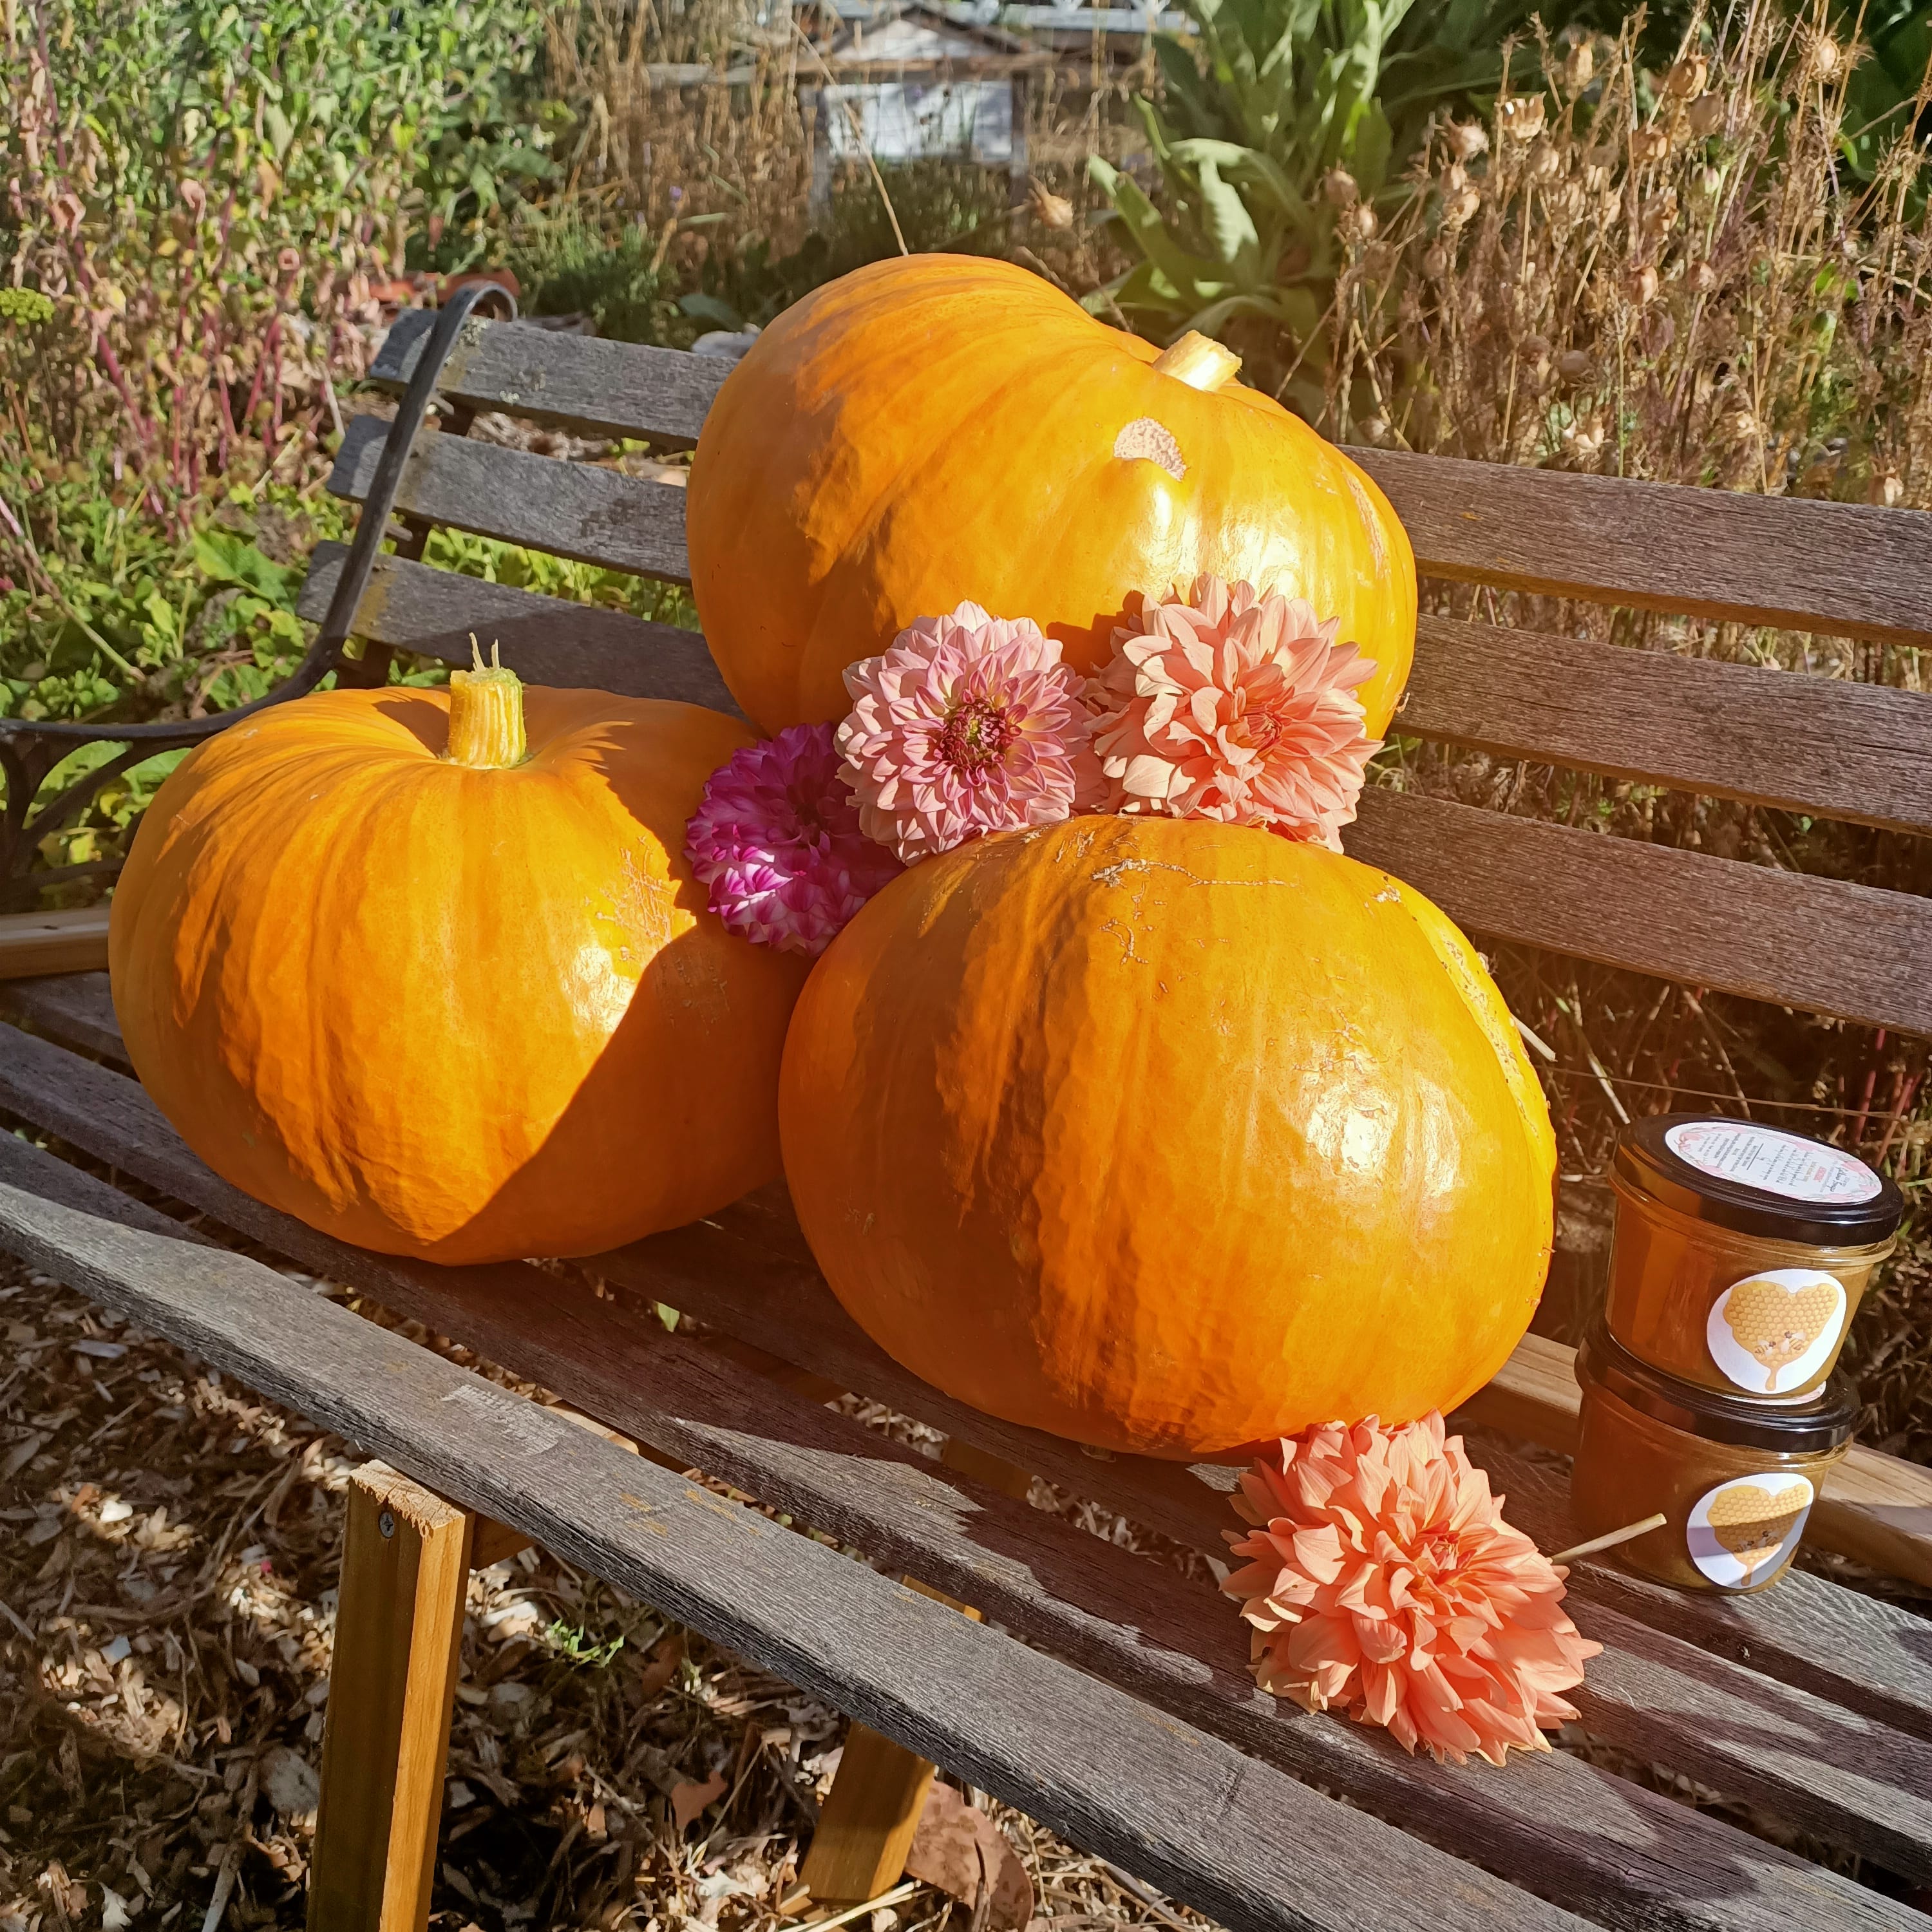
<box><xmin>685</xmin><ymin>723</ymin><xmax>904</xmax><ymax>956</ymax></box>
<box><xmin>1224</xmin><ymin>1414</ymin><xmax>1601</xmax><ymax>1767</ymax></box>
<box><xmin>837</xmin><ymin>603</ymin><xmax>1103</xmax><ymax>864</ymax></box>
<box><xmin>1089</xmin><ymin>575</ymin><xmax>1381</xmax><ymax>849</ymax></box>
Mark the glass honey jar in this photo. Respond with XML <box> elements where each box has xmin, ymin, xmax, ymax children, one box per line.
<box><xmin>1605</xmin><ymin>1115</ymin><xmax>1902</xmax><ymax>1400</ymax></box>
<box><xmin>1571</xmin><ymin>1325</ymin><xmax>1856</xmax><ymax>1592</ymax></box>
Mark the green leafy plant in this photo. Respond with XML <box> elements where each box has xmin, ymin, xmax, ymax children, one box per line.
<box><xmin>1085</xmin><ymin>0</ymin><xmax>1600</xmax><ymax>400</ymax></box>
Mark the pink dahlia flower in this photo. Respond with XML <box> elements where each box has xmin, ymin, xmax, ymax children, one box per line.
<box><xmin>837</xmin><ymin>603</ymin><xmax>1104</xmax><ymax>864</ymax></box>
<box><xmin>1224</xmin><ymin>1414</ymin><xmax>1601</xmax><ymax>1768</ymax></box>
<box><xmin>685</xmin><ymin>723</ymin><xmax>904</xmax><ymax>956</ymax></box>
<box><xmin>1088</xmin><ymin>574</ymin><xmax>1381</xmax><ymax>849</ymax></box>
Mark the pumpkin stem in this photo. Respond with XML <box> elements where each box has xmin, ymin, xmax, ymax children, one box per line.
<box><xmin>445</xmin><ymin>636</ymin><xmax>527</xmax><ymax>770</ymax></box>
<box><xmin>1151</xmin><ymin>330</ymin><xmax>1242</xmax><ymax>393</ymax></box>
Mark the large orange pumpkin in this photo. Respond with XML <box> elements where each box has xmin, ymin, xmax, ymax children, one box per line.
<box><xmin>781</xmin><ymin>815</ymin><xmax>1555</xmax><ymax>1459</ymax></box>
<box><xmin>688</xmin><ymin>256</ymin><xmax>1416</xmax><ymax>739</ymax></box>
<box><xmin>110</xmin><ymin>665</ymin><xmax>808</xmax><ymax>1265</ymax></box>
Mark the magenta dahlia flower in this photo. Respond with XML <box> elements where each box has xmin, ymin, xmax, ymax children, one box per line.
<box><xmin>837</xmin><ymin>603</ymin><xmax>1104</xmax><ymax>864</ymax></box>
<box><xmin>1089</xmin><ymin>575</ymin><xmax>1381</xmax><ymax>849</ymax></box>
<box><xmin>685</xmin><ymin>723</ymin><xmax>904</xmax><ymax>956</ymax></box>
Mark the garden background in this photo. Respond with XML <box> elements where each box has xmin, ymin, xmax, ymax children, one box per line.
<box><xmin>5</xmin><ymin>0</ymin><xmax>1932</xmax><ymax>1923</ymax></box>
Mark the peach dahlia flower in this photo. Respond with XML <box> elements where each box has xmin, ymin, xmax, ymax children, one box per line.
<box><xmin>1089</xmin><ymin>575</ymin><xmax>1381</xmax><ymax>849</ymax></box>
<box><xmin>1224</xmin><ymin>1414</ymin><xmax>1601</xmax><ymax>1767</ymax></box>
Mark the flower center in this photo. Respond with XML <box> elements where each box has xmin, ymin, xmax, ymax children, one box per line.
<box><xmin>936</xmin><ymin>697</ymin><xmax>1018</xmax><ymax>773</ymax></box>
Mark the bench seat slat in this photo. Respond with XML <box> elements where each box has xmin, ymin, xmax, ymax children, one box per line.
<box><xmin>5</xmin><ymin>1027</ymin><xmax>1932</xmax><ymax>1926</ymax></box>
<box><xmin>1343</xmin><ymin>789</ymin><xmax>1932</xmax><ymax>1037</ymax></box>
<box><xmin>1400</xmin><ymin>613</ymin><xmax>1932</xmax><ymax>837</ymax></box>
<box><xmin>1354</xmin><ymin>448</ymin><xmax>1932</xmax><ymax>646</ymax></box>
<box><xmin>373</xmin><ymin>310</ymin><xmax>728</xmax><ymax>449</ymax></box>
<box><xmin>0</xmin><ymin>1133</ymin><xmax>1561</xmax><ymax>1932</ymax></box>
<box><xmin>328</xmin><ymin>417</ymin><xmax>691</xmax><ymax>584</ymax></box>
<box><xmin>295</xmin><ymin>543</ymin><xmax>737</xmax><ymax>714</ymax></box>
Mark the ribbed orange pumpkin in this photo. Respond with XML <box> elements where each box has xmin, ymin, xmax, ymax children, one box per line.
<box><xmin>687</xmin><ymin>255</ymin><xmax>1416</xmax><ymax>739</ymax></box>
<box><xmin>110</xmin><ymin>667</ymin><xmax>808</xmax><ymax>1265</ymax></box>
<box><xmin>781</xmin><ymin>815</ymin><xmax>1555</xmax><ymax>1459</ymax></box>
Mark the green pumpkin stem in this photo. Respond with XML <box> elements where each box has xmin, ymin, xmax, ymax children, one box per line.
<box><xmin>446</xmin><ymin>636</ymin><xmax>527</xmax><ymax>770</ymax></box>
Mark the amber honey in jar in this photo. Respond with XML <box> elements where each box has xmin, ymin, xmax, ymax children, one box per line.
<box><xmin>1605</xmin><ymin>1115</ymin><xmax>1902</xmax><ymax>1400</ymax></box>
<box><xmin>1571</xmin><ymin>1325</ymin><xmax>1855</xmax><ymax>1591</ymax></box>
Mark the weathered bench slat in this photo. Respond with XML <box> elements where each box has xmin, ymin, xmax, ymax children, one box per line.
<box><xmin>1351</xmin><ymin>448</ymin><xmax>1932</xmax><ymax>646</ymax></box>
<box><xmin>11</xmin><ymin>990</ymin><xmax>1929</xmax><ymax>1758</ymax></box>
<box><xmin>0</xmin><ymin>971</ymin><xmax>122</xmax><ymax>1063</ymax></box>
<box><xmin>0</xmin><ymin>1135</ymin><xmax>1557</xmax><ymax>1932</ymax></box>
<box><xmin>372</xmin><ymin>309</ymin><xmax>728</xmax><ymax>449</ymax></box>
<box><xmin>1399</xmin><ymin>613</ymin><xmax>1932</xmax><ymax>838</ymax></box>
<box><xmin>328</xmin><ymin>417</ymin><xmax>692</xmax><ymax>583</ymax></box>
<box><xmin>5</xmin><ymin>1028</ymin><xmax>1931</xmax><ymax>1925</ymax></box>
<box><xmin>295</xmin><ymin>543</ymin><xmax>737</xmax><ymax>714</ymax></box>
<box><xmin>366</xmin><ymin>316</ymin><xmax>1932</xmax><ymax>643</ymax></box>
<box><xmin>1343</xmin><ymin>790</ymin><xmax>1932</xmax><ymax>1037</ymax></box>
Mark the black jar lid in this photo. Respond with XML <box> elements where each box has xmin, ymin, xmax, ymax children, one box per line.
<box><xmin>1613</xmin><ymin>1112</ymin><xmax>1903</xmax><ymax>1245</ymax></box>
<box><xmin>1578</xmin><ymin>1324</ymin><xmax>1859</xmax><ymax>1452</ymax></box>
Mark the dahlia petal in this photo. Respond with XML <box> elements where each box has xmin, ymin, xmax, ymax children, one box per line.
<box><xmin>1224</xmin><ymin>1413</ymin><xmax>1596</xmax><ymax>1767</ymax></box>
<box><xmin>686</xmin><ymin>723</ymin><xmax>905</xmax><ymax>956</ymax></box>
<box><xmin>1088</xmin><ymin>575</ymin><xmax>1381</xmax><ymax>842</ymax></box>
<box><xmin>838</xmin><ymin>603</ymin><xmax>1099</xmax><ymax>862</ymax></box>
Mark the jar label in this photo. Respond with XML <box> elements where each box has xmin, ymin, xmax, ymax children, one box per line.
<box><xmin>1707</xmin><ymin>1268</ymin><xmax>1846</xmax><ymax>1394</ymax></box>
<box><xmin>1664</xmin><ymin>1121</ymin><xmax>1882</xmax><ymax>1206</ymax></box>
<box><xmin>1687</xmin><ymin>1473</ymin><xmax>1814</xmax><ymax>1588</ymax></box>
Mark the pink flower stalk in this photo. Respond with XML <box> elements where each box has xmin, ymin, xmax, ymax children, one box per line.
<box><xmin>685</xmin><ymin>723</ymin><xmax>904</xmax><ymax>956</ymax></box>
<box><xmin>837</xmin><ymin>603</ymin><xmax>1104</xmax><ymax>864</ymax></box>
<box><xmin>1224</xmin><ymin>1414</ymin><xmax>1601</xmax><ymax>1768</ymax></box>
<box><xmin>1088</xmin><ymin>575</ymin><xmax>1381</xmax><ymax>849</ymax></box>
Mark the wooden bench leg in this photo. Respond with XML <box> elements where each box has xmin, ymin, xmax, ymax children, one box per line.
<box><xmin>309</xmin><ymin>1463</ymin><xmax>475</xmax><ymax>1932</ymax></box>
<box><xmin>800</xmin><ymin>1440</ymin><xmax>1034</xmax><ymax>1908</ymax></box>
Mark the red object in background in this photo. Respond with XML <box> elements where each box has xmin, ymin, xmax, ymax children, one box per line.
<box><xmin>440</xmin><ymin>267</ymin><xmax>520</xmax><ymax>305</ymax></box>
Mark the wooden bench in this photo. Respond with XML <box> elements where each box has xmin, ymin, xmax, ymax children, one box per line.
<box><xmin>3</xmin><ymin>304</ymin><xmax>1932</xmax><ymax>1932</ymax></box>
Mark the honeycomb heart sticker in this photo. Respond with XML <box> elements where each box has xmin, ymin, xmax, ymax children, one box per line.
<box><xmin>1707</xmin><ymin>1268</ymin><xmax>1845</xmax><ymax>1394</ymax></box>
<box><xmin>1686</xmin><ymin>1473</ymin><xmax>1815</xmax><ymax>1587</ymax></box>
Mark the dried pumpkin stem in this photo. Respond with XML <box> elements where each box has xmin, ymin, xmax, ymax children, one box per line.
<box><xmin>1150</xmin><ymin>330</ymin><xmax>1243</xmax><ymax>393</ymax></box>
<box><xmin>446</xmin><ymin>636</ymin><xmax>527</xmax><ymax>770</ymax></box>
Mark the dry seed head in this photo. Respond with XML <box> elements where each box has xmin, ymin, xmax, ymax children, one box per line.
<box><xmin>1498</xmin><ymin>96</ymin><xmax>1546</xmax><ymax>141</ymax></box>
<box><xmin>1694</xmin><ymin>164</ymin><xmax>1724</xmax><ymax>198</ymax></box>
<box><xmin>1627</xmin><ymin>264</ymin><xmax>1660</xmax><ymax>304</ymax></box>
<box><xmin>1666</xmin><ymin>56</ymin><xmax>1708</xmax><ymax>98</ymax></box>
<box><xmin>1688</xmin><ymin>259</ymin><xmax>1718</xmax><ymax>294</ymax></box>
<box><xmin>1726</xmin><ymin>407</ymin><xmax>1759</xmax><ymax>439</ymax></box>
<box><xmin>1564</xmin><ymin>41</ymin><xmax>1595</xmax><ymax>91</ymax></box>
<box><xmin>1422</xmin><ymin>243</ymin><xmax>1450</xmax><ymax>278</ymax></box>
<box><xmin>1630</xmin><ymin>127</ymin><xmax>1671</xmax><ymax>164</ymax></box>
<box><xmin>1027</xmin><ymin>178</ymin><xmax>1074</xmax><ymax>230</ymax></box>
<box><xmin>1811</xmin><ymin>34</ymin><xmax>1842</xmax><ymax>77</ymax></box>
<box><xmin>1323</xmin><ymin>167</ymin><xmax>1359</xmax><ymax>208</ymax></box>
<box><xmin>1557</xmin><ymin>348</ymin><xmax>1593</xmax><ymax>384</ymax></box>
<box><xmin>1443</xmin><ymin>185</ymin><xmax>1482</xmax><ymax>226</ymax></box>
<box><xmin>1443</xmin><ymin>161</ymin><xmax>1469</xmax><ymax>194</ymax></box>
<box><xmin>1349</xmin><ymin>203</ymin><xmax>1379</xmax><ymax>241</ymax></box>
<box><xmin>1528</xmin><ymin>138</ymin><xmax>1562</xmax><ymax>181</ymax></box>
<box><xmin>1444</xmin><ymin>120</ymin><xmax>1489</xmax><ymax>161</ymax></box>
<box><xmin>1686</xmin><ymin>93</ymin><xmax>1726</xmax><ymax>137</ymax></box>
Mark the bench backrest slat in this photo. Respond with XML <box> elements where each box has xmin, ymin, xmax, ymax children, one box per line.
<box><xmin>1401</xmin><ymin>612</ymin><xmax>1932</xmax><ymax>837</ymax></box>
<box><xmin>374</xmin><ymin>309</ymin><xmax>726</xmax><ymax>449</ymax></box>
<box><xmin>1347</xmin><ymin>790</ymin><xmax>1932</xmax><ymax>1037</ymax></box>
<box><xmin>332</xmin><ymin>416</ymin><xmax>690</xmax><ymax>584</ymax></box>
<box><xmin>331</xmin><ymin>416</ymin><xmax>1932</xmax><ymax>834</ymax></box>
<box><xmin>324</xmin><ymin>316</ymin><xmax>1932</xmax><ymax>1039</ymax></box>
<box><xmin>1352</xmin><ymin>448</ymin><xmax>1932</xmax><ymax>647</ymax></box>
<box><xmin>373</xmin><ymin>312</ymin><xmax>1932</xmax><ymax>643</ymax></box>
